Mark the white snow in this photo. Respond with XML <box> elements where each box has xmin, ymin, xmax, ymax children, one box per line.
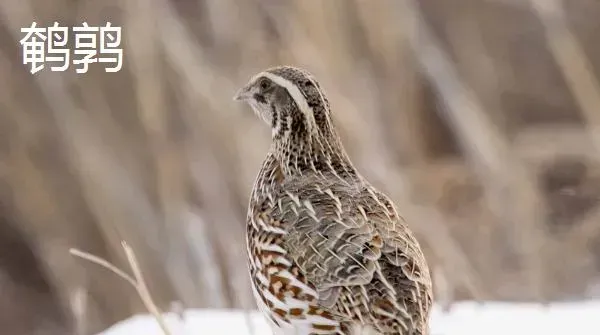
<box><xmin>98</xmin><ymin>301</ymin><xmax>600</xmax><ymax>335</ymax></box>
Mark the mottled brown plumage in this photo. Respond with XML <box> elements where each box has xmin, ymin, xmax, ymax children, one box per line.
<box><xmin>234</xmin><ymin>66</ymin><xmax>432</xmax><ymax>335</ymax></box>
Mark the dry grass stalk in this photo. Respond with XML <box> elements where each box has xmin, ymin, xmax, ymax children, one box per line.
<box><xmin>70</xmin><ymin>241</ymin><xmax>172</xmax><ymax>335</ymax></box>
<box><xmin>529</xmin><ymin>0</ymin><xmax>600</xmax><ymax>156</ymax></box>
<box><xmin>399</xmin><ymin>0</ymin><xmax>548</xmax><ymax>301</ymax></box>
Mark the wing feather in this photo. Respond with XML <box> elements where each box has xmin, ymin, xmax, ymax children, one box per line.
<box><xmin>271</xmin><ymin>175</ymin><xmax>432</xmax><ymax>332</ymax></box>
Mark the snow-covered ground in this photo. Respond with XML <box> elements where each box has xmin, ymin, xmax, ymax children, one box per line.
<box><xmin>98</xmin><ymin>301</ymin><xmax>600</xmax><ymax>335</ymax></box>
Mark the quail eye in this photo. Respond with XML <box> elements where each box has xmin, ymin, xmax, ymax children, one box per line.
<box><xmin>259</xmin><ymin>78</ymin><xmax>271</xmax><ymax>90</ymax></box>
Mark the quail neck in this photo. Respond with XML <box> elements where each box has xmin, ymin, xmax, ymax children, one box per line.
<box><xmin>234</xmin><ymin>66</ymin><xmax>358</xmax><ymax>181</ymax></box>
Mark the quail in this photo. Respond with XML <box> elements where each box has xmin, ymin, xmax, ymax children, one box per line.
<box><xmin>234</xmin><ymin>66</ymin><xmax>432</xmax><ymax>335</ymax></box>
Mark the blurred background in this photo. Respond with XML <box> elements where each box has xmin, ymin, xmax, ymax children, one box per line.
<box><xmin>1</xmin><ymin>0</ymin><xmax>600</xmax><ymax>334</ymax></box>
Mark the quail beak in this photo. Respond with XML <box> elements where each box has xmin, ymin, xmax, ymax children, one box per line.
<box><xmin>233</xmin><ymin>86</ymin><xmax>252</xmax><ymax>101</ymax></box>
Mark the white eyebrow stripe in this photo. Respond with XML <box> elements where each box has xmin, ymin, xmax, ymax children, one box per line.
<box><xmin>250</xmin><ymin>71</ymin><xmax>316</xmax><ymax>132</ymax></box>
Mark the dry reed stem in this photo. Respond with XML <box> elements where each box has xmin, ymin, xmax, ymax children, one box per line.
<box><xmin>122</xmin><ymin>0</ymin><xmax>201</xmax><ymax>307</ymax></box>
<box><xmin>154</xmin><ymin>3</ymin><xmax>259</xmax><ymax>315</ymax></box>
<box><xmin>399</xmin><ymin>0</ymin><xmax>547</xmax><ymax>300</ymax></box>
<box><xmin>70</xmin><ymin>286</ymin><xmax>89</xmax><ymax>335</ymax></box>
<box><xmin>529</xmin><ymin>0</ymin><xmax>600</xmax><ymax>157</ymax></box>
<box><xmin>156</xmin><ymin>0</ymin><xmax>256</xmax><ymax>309</ymax></box>
<box><xmin>0</xmin><ymin>0</ymin><xmax>178</xmax><ymax>313</ymax></box>
<box><xmin>70</xmin><ymin>241</ymin><xmax>172</xmax><ymax>335</ymax></box>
